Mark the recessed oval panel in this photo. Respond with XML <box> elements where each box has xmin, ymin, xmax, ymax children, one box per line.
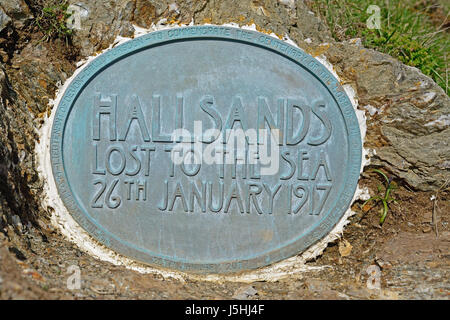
<box><xmin>50</xmin><ymin>26</ymin><xmax>362</xmax><ymax>273</ymax></box>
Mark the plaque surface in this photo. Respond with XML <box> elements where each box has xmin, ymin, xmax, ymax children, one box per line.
<box><xmin>51</xmin><ymin>26</ymin><xmax>362</xmax><ymax>273</ymax></box>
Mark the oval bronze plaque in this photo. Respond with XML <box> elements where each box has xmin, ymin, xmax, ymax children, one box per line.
<box><xmin>51</xmin><ymin>26</ymin><xmax>362</xmax><ymax>273</ymax></box>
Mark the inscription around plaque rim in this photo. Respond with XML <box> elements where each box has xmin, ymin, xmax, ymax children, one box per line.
<box><xmin>50</xmin><ymin>25</ymin><xmax>362</xmax><ymax>273</ymax></box>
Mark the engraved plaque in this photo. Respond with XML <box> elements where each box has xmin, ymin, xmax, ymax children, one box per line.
<box><xmin>51</xmin><ymin>26</ymin><xmax>362</xmax><ymax>273</ymax></box>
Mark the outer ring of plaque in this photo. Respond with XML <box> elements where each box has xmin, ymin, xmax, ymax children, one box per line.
<box><xmin>50</xmin><ymin>26</ymin><xmax>362</xmax><ymax>274</ymax></box>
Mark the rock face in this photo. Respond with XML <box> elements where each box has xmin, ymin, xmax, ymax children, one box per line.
<box><xmin>0</xmin><ymin>0</ymin><xmax>448</xmax><ymax>279</ymax></box>
<box><xmin>0</xmin><ymin>0</ymin><xmax>448</xmax><ymax>300</ymax></box>
<box><xmin>0</xmin><ymin>64</ymin><xmax>39</xmax><ymax>232</ymax></box>
<box><xmin>67</xmin><ymin>0</ymin><xmax>333</xmax><ymax>57</ymax></box>
<box><xmin>0</xmin><ymin>8</ymin><xmax>11</xmax><ymax>32</ymax></box>
<box><xmin>0</xmin><ymin>0</ymin><xmax>32</xmax><ymax>29</ymax></box>
<box><xmin>321</xmin><ymin>42</ymin><xmax>449</xmax><ymax>191</ymax></box>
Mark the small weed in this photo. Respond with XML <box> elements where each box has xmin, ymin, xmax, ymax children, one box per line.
<box><xmin>361</xmin><ymin>169</ymin><xmax>397</xmax><ymax>225</ymax></box>
<box><xmin>33</xmin><ymin>0</ymin><xmax>73</xmax><ymax>43</ymax></box>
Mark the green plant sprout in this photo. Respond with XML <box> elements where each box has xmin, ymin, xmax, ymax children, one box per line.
<box><xmin>361</xmin><ymin>169</ymin><xmax>397</xmax><ymax>225</ymax></box>
<box><xmin>34</xmin><ymin>1</ymin><xmax>73</xmax><ymax>43</ymax></box>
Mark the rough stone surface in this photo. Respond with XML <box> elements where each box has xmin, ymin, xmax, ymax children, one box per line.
<box><xmin>0</xmin><ymin>65</ymin><xmax>40</xmax><ymax>233</ymax></box>
<box><xmin>319</xmin><ymin>43</ymin><xmax>450</xmax><ymax>191</ymax></box>
<box><xmin>0</xmin><ymin>7</ymin><xmax>11</xmax><ymax>32</ymax></box>
<box><xmin>0</xmin><ymin>0</ymin><xmax>448</xmax><ymax>299</ymax></box>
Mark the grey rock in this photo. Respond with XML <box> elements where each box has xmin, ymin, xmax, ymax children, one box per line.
<box><xmin>232</xmin><ymin>285</ymin><xmax>258</xmax><ymax>300</ymax></box>
<box><xmin>377</xmin><ymin>126</ymin><xmax>449</xmax><ymax>191</ymax></box>
<box><xmin>304</xmin><ymin>278</ymin><xmax>330</xmax><ymax>292</ymax></box>
<box><xmin>68</xmin><ymin>0</ymin><xmax>332</xmax><ymax>57</ymax></box>
<box><xmin>0</xmin><ymin>0</ymin><xmax>32</xmax><ymax>28</ymax></box>
<box><xmin>11</xmin><ymin>214</ymin><xmax>22</xmax><ymax>230</ymax></box>
<box><xmin>279</xmin><ymin>0</ymin><xmax>296</xmax><ymax>9</ymax></box>
<box><xmin>0</xmin><ymin>7</ymin><xmax>11</xmax><ymax>32</ymax></box>
<box><xmin>321</xmin><ymin>43</ymin><xmax>450</xmax><ymax>191</ymax></box>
